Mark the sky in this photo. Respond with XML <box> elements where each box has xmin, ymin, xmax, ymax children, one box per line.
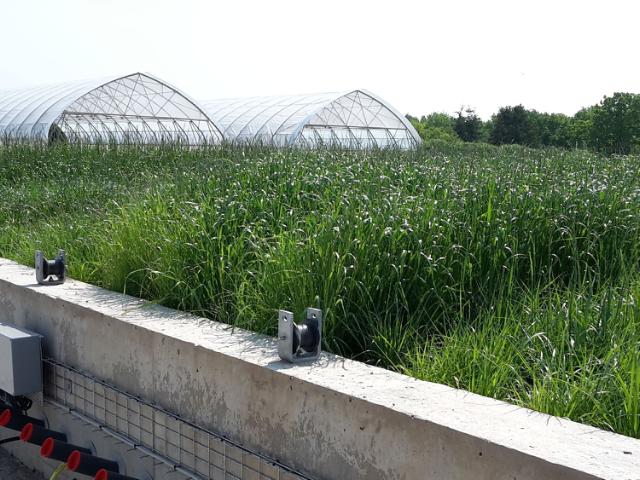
<box><xmin>0</xmin><ymin>0</ymin><xmax>638</xmax><ymax>119</ymax></box>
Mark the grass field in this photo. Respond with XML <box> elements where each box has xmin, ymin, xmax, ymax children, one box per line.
<box><xmin>1</xmin><ymin>143</ymin><xmax>638</xmax><ymax>438</ymax></box>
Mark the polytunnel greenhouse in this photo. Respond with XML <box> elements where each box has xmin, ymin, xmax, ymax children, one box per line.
<box><xmin>0</xmin><ymin>73</ymin><xmax>223</xmax><ymax>145</ymax></box>
<box><xmin>201</xmin><ymin>89</ymin><xmax>421</xmax><ymax>149</ymax></box>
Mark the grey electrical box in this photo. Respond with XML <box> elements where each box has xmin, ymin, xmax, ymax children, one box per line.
<box><xmin>0</xmin><ymin>323</ymin><xmax>42</xmax><ymax>395</ymax></box>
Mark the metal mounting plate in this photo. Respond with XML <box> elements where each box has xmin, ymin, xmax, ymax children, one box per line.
<box><xmin>278</xmin><ymin>308</ymin><xmax>322</xmax><ymax>363</ymax></box>
<box><xmin>278</xmin><ymin>310</ymin><xmax>295</xmax><ymax>363</ymax></box>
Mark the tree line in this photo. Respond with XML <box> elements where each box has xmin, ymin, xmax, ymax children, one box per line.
<box><xmin>407</xmin><ymin>92</ymin><xmax>640</xmax><ymax>154</ymax></box>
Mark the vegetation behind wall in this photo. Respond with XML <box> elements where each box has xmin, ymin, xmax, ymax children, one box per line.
<box><xmin>0</xmin><ymin>144</ymin><xmax>638</xmax><ymax>438</ymax></box>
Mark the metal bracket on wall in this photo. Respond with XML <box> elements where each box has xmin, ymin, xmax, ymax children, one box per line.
<box><xmin>35</xmin><ymin>249</ymin><xmax>66</xmax><ymax>285</ymax></box>
<box><xmin>278</xmin><ymin>308</ymin><xmax>322</xmax><ymax>363</ymax></box>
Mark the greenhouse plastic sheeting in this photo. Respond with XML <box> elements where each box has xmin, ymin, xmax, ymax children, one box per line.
<box><xmin>202</xmin><ymin>89</ymin><xmax>421</xmax><ymax>149</ymax></box>
<box><xmin>0</xmin><ymin>73</ymin><xmax>222</xmax><ymax>145</ymax></box>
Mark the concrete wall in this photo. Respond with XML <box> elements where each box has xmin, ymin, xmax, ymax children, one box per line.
<box><xmin>0</xmin><ymin>257</ymin><xmax>638</xmax><ymax>480</ymax></box>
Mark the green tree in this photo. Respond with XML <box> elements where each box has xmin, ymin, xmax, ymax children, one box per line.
<box><xmin>489</xmin><ymin>105</ymin><xmax>536</xmax><ymax>146</ymax></box>
<box><xmin>590</xmin><ymin>92</ymin><xmax>640</xmax><ymax>154</ymax></box>
<box><xmin>479</xmin><ymin>118</ymin><xmax>493</xmax><ymax>143</ymax></box>
<box><xmin>407</xmin><ymin>113</ymin><xmax>459</xmax><ymax>143</ymax></box>
<box><xmin>569</xmin><ymin>106</ymin><xmax>597</xmax><ymax>149</ymax></box>
<box><xmin>529</xmin><ymin>111</ymin><xmax>573</xmax><ymax>148</ymax></box>
<box><xmin>454</xmin><ymin>107</ymin><xmax>482</xmax><ymax>142</ymax></box>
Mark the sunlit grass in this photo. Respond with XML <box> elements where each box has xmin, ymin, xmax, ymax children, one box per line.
<box><xmin>0</xmin><ymin>142</ymin><xmax>638</xmax><ymax>438</ymax></box>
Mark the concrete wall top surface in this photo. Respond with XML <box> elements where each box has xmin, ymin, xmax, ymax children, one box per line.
<box><xmin>0</xmin><ymin>257</ymin><xmax>638</xmax><ymax>480</ymax></box>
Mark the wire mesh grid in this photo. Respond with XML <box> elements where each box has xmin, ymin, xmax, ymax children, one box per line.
<box><xmin>43</xmin><ymin>359</ymin><xmax>311</xmax><ymax>480</ymax></box>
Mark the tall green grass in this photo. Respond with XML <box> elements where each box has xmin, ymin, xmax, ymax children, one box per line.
<box><xmin>1</xmin><ymin>143</ymin><xmax>638</xmax><ymax>438</ymax></box>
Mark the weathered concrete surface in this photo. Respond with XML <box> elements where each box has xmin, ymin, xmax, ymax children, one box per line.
<box><xmin>0</xmin><ymin>257</ymin><xmax>638</xmax><ymax>480</ymax></box>
<box><xmin>0</xmin><ymin>448</ymin><xmax>43</xmax><ymax>480</ymax></box>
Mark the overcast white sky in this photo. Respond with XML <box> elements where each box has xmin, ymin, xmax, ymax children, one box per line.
<box><xmin>0</xmin><ymin>0</ymin><xmax>638</xmax><ymax>119</ymax></box>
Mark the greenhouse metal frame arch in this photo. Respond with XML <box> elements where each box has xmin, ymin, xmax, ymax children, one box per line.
<box><xmin>0</xmin><ymin>73</ymin><xmax>223</xmax><ymax>145</ymax></box>
<box><xmin>202</xmin><ymin>89</ymin><xmax>421</xmax><ymax>149</ymax></box>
